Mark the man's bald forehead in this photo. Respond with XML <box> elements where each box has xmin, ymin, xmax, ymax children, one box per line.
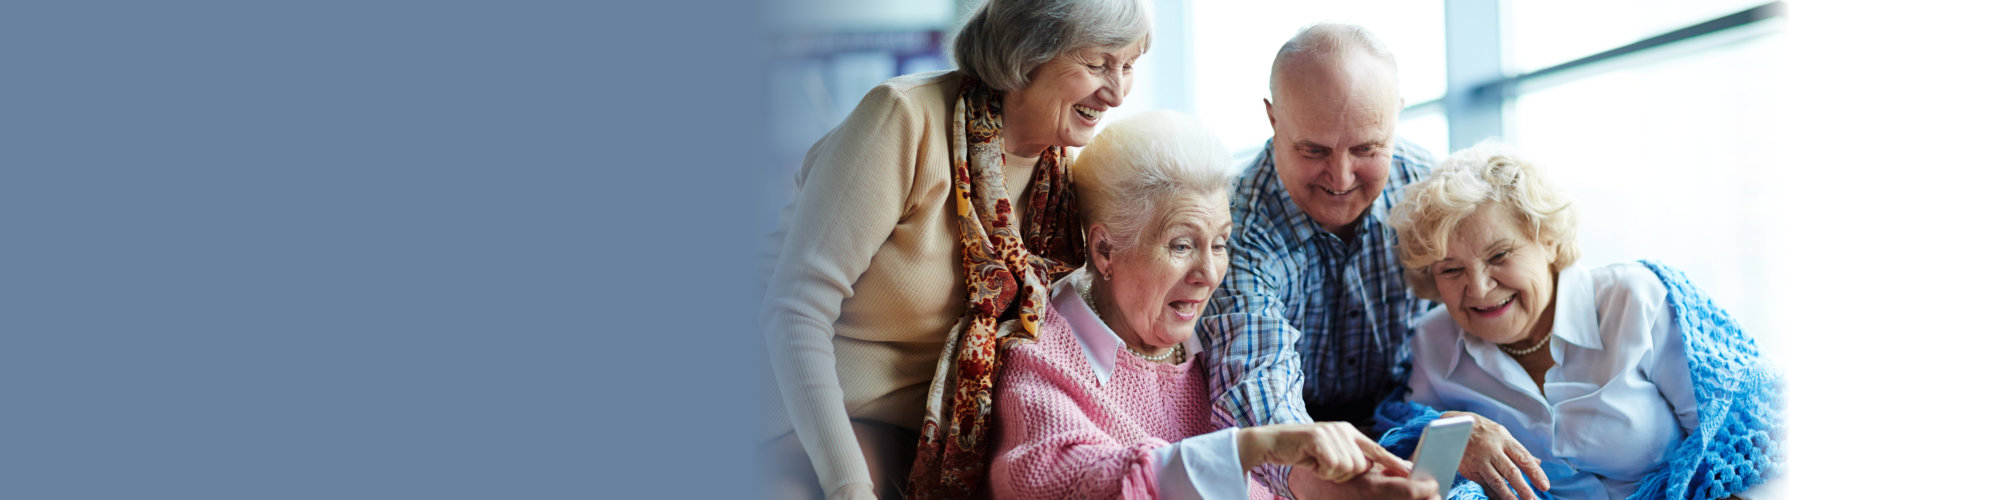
<box><xmin>1269</xmin><ymin>22</ymin><xmax>1397</xmax><ymax>101</ymax></box>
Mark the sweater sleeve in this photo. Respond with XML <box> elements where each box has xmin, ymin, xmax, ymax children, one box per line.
<box><xmin>990</xmin><ymin>346</ymin><xmax>1172</xmax><ymax>500</ymax></box>
<box><xmin>760</xmin><ymin>81</ymin><xmax>930</xmax><ymax>495</ymax></box>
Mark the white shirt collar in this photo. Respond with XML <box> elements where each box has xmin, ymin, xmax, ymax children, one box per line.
<box><xmin>1052</xmin><ymin>271</ymin><xmax>1121</xmax><ymax>386</ymax></box>
<box><xmin>1551</xmin><ymin>264</ymin><xmax>1604</xmax><ymax>351</ymax></box>
<box><xmin>1050</xmin><ymin>270</ymin><xmax>1202</xmax><ymax>386</ymax></box>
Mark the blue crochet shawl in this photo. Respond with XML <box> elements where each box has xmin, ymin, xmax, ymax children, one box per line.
<box><xmin>1372</xmin><ymin>261</ymin><xmax>1785</xmax><ymax>500</ymax></box>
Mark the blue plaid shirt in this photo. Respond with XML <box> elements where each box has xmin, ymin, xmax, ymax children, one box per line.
<box><xmin>1197</xmin><ymin>137</ymin><xmax>1436</xmax><ymax>496</ymax></box>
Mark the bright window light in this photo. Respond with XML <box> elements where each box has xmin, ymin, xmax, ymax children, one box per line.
<box><xmin>1510</xmin><ymin>32</ymin><xmax>1787</xmax><ymax>358</ymax></box>
<box><xmin>1509</xmin><ymin>0</ymin><xmax>1770</xmax><ymax>72</ymax></box>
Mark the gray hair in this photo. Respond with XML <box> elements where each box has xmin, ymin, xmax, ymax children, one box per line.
<box><xmin>1270</xmin><ymin>22</ymin><xmax>1398</xmax><ymax>97</ymax></box>
<box><xmin>952</xmin><ymin>0</ymin><xmax>1154</xmax><ymax>91</ymax></box>
<box><xmin>1071</xmin><ymin>110</ymin><xmax>1235</xmax><ymax>252</ymax></box>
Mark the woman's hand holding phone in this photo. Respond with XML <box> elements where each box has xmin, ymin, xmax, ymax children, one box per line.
<box><xmin>1443</xmin><ymin>411</ymin><xmax>1550</xmax><ymax>500</ymax></box>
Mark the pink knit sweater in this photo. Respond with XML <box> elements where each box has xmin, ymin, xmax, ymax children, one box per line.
<box><xmin>988</xmin><ymin>305</ymin><xmax>1275</xmax><ymax>500</ymax></box>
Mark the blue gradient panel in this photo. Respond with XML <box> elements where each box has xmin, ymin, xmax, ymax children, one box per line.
<box><xmin>3</xmin><ymin>1</ymin><xmax>757</xmax><ymax>498</ymax></box>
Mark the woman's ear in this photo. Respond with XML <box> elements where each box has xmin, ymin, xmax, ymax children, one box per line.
<box><xmin>1087</xmin><ymin>224</ymin><xmax>1116</xmax><ymax>277</ymax></box>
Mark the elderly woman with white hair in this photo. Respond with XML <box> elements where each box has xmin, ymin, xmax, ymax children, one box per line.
<box><xmin>986</xmin><ymin>111</ymin><xmax>1414</xmax><ymax>500</ymax></box>
<box><xmin>760</xmin><ymin>0</ymin><xmax>1154</xmax><ymax>498</ymax></box>
<box><xmin>1374</xmin><ymin>143</ymin><xmax>1785</xmax><ymax>500</ymax></box>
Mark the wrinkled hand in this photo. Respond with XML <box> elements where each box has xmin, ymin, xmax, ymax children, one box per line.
<box><xmin>1445</xmin><ymin>411</ymin><xmax>1549</xmax><ymax>500</ymax></box>
<box><xmin>825</xmin><ymin>483</ymin><xmax>876</xmax><ymax>500</ymax></box>
<box><xmin>1289</xmin><ymin>461</ymin><xmax>1440</xmax><ymax>500</ymax></box>
<box><xmin>1242</xmin><ymin>421</ymin><xmax>1410</xmax><ymax>483</ymax></box>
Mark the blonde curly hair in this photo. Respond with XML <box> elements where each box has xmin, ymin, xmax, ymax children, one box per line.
<box><xmin>1388</xmin><ymin>141</ymin><xmax>1579</xmax><ymax>302</ymax></box>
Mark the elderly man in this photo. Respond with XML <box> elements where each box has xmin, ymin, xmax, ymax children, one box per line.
<box><xmin>1198</xmin><ymin>23</ymin><xmax>1544</xmax><ymax>500</ymax></box>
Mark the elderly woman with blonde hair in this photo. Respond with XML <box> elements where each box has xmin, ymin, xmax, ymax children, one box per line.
<box><xmin>985</xmin><ymin>111</ymin><xmax>1416</xmax><ymax>500</ymax></box>
<box><xmin>760</xmin><ymin>0</ymin><xmax>1156</xmax><ymax>498</ymax></box>
<box><xmin>1374</xmin><ymin>142</ymin><xmax>1785</xmax><ymax>500</ymax></box>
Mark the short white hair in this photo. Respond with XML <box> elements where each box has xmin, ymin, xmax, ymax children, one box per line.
<box><xmin>952</xmin><ymin>0</ymin><xmax>1153</xmax><ymax>91</ymax></box>
<box><xmin>1071</xmin><ymin>110</ymin><xmax>1235</xmax><ymax>251</ymax></box>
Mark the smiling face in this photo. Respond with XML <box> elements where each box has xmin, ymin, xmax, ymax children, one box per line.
<box><xmin>1090</xmin><ymin>191</ymin><xmax>1231</xmax><ymax>352</ymax></box>
<box><xmin>1429</xmin><ymin>204</ymin><xmax>1559</xmax><ymax>348</ymax></box>
<box><xmin>1266</xmin><ymin>50</ymin><xmax>1400</xmax><ymax>238</ymax></box>
<box><xmin>1001</xmin><ymin>43</ymin><xmax>1143</xmax><ymax>157</ymax></box>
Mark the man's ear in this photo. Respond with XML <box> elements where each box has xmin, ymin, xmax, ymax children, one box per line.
<box><xmin>1264</xmin><ymin>98</ymin><xmax>1277</xmax><ymax>132</ymax></box>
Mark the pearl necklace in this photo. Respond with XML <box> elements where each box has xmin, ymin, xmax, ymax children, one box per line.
<box><xmin>1129</xmin><ymin>342</ymin><xmax>1185</xmax><ymax>363</ymax></box>
<box><xmin>1499</xmin><ymin>330</ymin><xmax>1555</xmax><ymax>356</ymax></box>
<box><xmin>1079</xmin><ymin>276</ymin><xmax>1185</xmax><ymax>364</ymax></box>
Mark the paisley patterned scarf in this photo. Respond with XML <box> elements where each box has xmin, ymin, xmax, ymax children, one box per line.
<box><xmin>904</xmin><ymin>73</ymin><xmax>1081</xmax><ymax>499</ymax></box>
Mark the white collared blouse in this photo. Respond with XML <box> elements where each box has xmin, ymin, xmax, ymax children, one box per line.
<box><xmin>1405</xmin><ymin>262</ymin><xmax>1699</xmax><ymax>500</ymax></box>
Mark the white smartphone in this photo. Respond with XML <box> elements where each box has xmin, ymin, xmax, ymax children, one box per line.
<box><xmin>1409</xmin><ymin>415</ymin><xmax>1475</xmax><ymax>488</ymax></box>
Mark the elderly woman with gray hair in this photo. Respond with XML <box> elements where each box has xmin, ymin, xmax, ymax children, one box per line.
<box><xmin>760</xmin><ymin>0</ymin><xmax>1153</xmax><ymax>498</ymax></box>
<box><xmin>986</xmin><ymin>111</ymin><xmax>1415</xmax><ymax>500</ymax></box>
<box><xmin>1374</xmin><ymin>143</ymin><xmax>1785</xmax><ymax>500</ymax></box>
